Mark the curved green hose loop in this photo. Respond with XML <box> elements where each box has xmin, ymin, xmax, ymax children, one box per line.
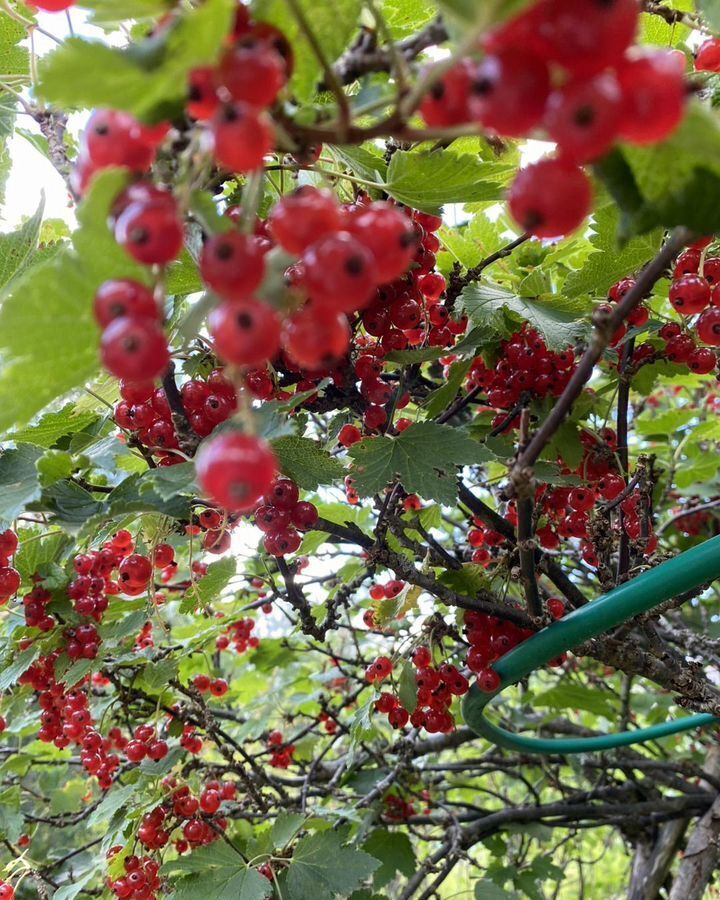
<box><xmin>462</xmin><ymin>534</ymin><xmax>720</xmax><ymax>753</ymax></box>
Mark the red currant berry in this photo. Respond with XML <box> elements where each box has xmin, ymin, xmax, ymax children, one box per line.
<box><xmin>688</xmin><ymin>347</ymin><xmax>717</xmax><ymax>374</ymax></box>
<box><xmin>471</xmin><ymin>49</ymin><xmax>550</xmax><ymax>137</ymax></box>
<box><xmin>346</xmin><ymin>203</ymin><xmax>418</xmax><ymax>283</ymax></box>
<box><xmin>114</xmin><ymin>201</ymin><xmax>184</xmax><ymax>266</ymax></box>
<box><xmin>616</xmin><ymin>50</ymin><xmax>687</xmax><ymax>146</ymax></box>
<box><xmin>508</xmin><ymin>159</ymin><xmax>591</xmax><ymax>239</ymax></box>
<box><xmin>196</xmin><ymin>432</ymin><xmax>277</xmax><ymax>512</ymax></box>
<box><xmin>210</xmin><ymin>103</ymin><xmax>274</xmax><ymax>173</ymax></box>
<box><xmin>269</xmin><ymin>187</ymin><xmax>341</xmax><ymax>254</ymax></box>
<box><xmin>302</xmin><ymin>232</ymin><xmax>376</xmax><ymax>312</ymax></box>
<box><xmin>94</xmin><ymin>279</ymin><xmax>158</xmax><ymax>329</ymax></box>
<box><xmin>697</xmin><ymin>308</ymin><xmax>720</xmax><ymax>347</ymax></box>
<box><xmin>477</xmin><ymin>668</ymin><xmax>501</xmax><ymax>693</ymax></box>
<box><xmin>543</xmin><ymin>72</ymin><xmax>622</xmax><ymax>164</ymax></box>
<box><xmin>282</xmin><ymin>305</ymin><xmax>350</xmax><ymax>370</ymax></box>
<box><xmin>669</xmin><ymin>275</ymin><xmax>711</xmax><ymax>315</ymax></box>
<box><xmin>696</xmin><ymin>37</ymin><xmax>720</xmax><ymax>73</ymax></box>
<box><xmin>100</xmin><ymin>317</ymin><xmax>170</xmax><ymax>381</ymax></box>
<box><xmin>210</xmin><ymin>299</ymin><xmax>281</xmax><ymax>368</ymax></box>
<box><xmin>219</xmin><ymin>40</ymin><xmax>286</xmax><ymax>107</ymax></box>
<box><xmin>200</xmin><ymin>233</ymin><xmax>265</xmax><ymax>302</ymax></box>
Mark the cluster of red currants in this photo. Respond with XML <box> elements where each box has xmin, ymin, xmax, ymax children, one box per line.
<box><xmin>215</xmin><ymin>617</ymin><xmax>259</xmax><ymax>654</ymax></box>
<box><xmin>192</xmin><ymin>674</ymin><xmax>229</xmax><ymax>697</ymax></box>
<box><xmin>188</xmin><ymin>5</ymin><xmax>289</xmax><ymax>173</ymax></box>
<box><xmin>267</xmin><ymin>730</ymin><xmax>295</xmax><ymax>768</ymax></box>
<box><xmin>254</xmin><ymin>476</ymin><xmax>318</xmax><ymax>557</ymax></box>
<box><xmin>466</xmin><ymin>327</ymin><xmax>577</xmax><ymax>433</ymax></box>
<box><xmin>33</xmin><ymin>675</ymin><xmax>121</xmax><ymax>790</ymax></box>
<box><xmin>422</xmin><ymin>0</ymin><xmax>686</xmax><ymax>239</ymax></box>
<box><xmin>124</xmin><ymin>724</ymin><xmax>170</xmax><ymax>766</ymax></box>
<box><xmin>0</xmin><ymin>529</ymin><xmax>20</xmax><ymax>606</ymax></box>
<box><xmin>73</xmin><ymin>109</ymin><xmax>168</xmax><ymax>198</ymax></box>
<box><xmin>464</xmin><ymin>608</ymin><xmax>566</xmax><ymax>693</ymax></box>
<box><xmin>134</xmin><ymin>778</ymin><xmax>235</xmax><ymax>855</ymax></box>
<box><xmin>106</xmin><ymin>850</ymin><xmax>163</xmax><ymax>900</ymax></box>
<box><xmin>95</xmin><ymin>274</ymin><xmax>169</xmax><ymax>384</ymax></box>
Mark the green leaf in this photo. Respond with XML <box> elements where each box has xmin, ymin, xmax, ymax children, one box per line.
<box><xmin>36</xmin><ymin>450</ymin><xmax>75</xmax><ymax>488</ymax></box>
<box><xmin>163</xmin><ymin>843</ymin><xmax>271</xmax><ymax>900</ymax></box>
<box><xmin>349</xmin><ymin>423</ymin><xmax>492</xmax><ymax>505</ymax></box>
<box><xmin>253</xmin><ymin>0</ymin><xmax>363</xmax><ymax>102</ymax></box>
<box><xmin>382</xmin><ymin>150</ymin><xmax>510</xmax><ymax>214</ymax></box>
<box><xmin>397</xmin><ymin>662</ymin><xmax>418</xmax><ymax>715</ymax></box>
<box><xmin>272</xmin><ymin>436</ymin><xmax>345</xmax><ymax>490</ymax></box>
<box><xmin>138</xmin><ymin>658</ymin><xmax>179</xmax><ymax>693</ymax></box>
<box><xmin>635</xmin><ymin>408</ymin><xmax>697</xmax><ymax>437</ymax></box>
<box><xmin>181</xmin><ymin>556</ymin><xmax>236</xmax><ymax>613</ymax></box>
<box><xmin>330</xmin><ymin>145</ymin><xmax>387</xmax><ymax>184</ymax></box>
<box><xmin>37</xmin><ymin>0</ymin><xmax>235</xmax><ymax>120</ymax></box>
<box><xmin>423</xmin><ymin>358</ymin><xmax>473</xmax><ymax>418</ymax></box>
<box><xmin>285</xmin><ymin>830</ymin><xmax>380</xmax><ymax>900</ymax></box>
<box><xmin>438</xmin><ymin>564</ymin><xmax>491</xmax><ymax>596</ymax></box>
<box><xmin>52</xmin><ymin>872</ymin><xmax>97</xmax><ymax>900</ymax></box>
<box><xmin>564</xmin><ymin>203</ymin><xmax>663</xmax><ymax>299</ymax></box>
<box><xmin>88</xmin><ymin>783</ymin><xmax>137</xmax><ymax>828</ymax></box>
<box><xmin>362</xmin><ymin>830</ymin><xmax>415</xmax><ymax>889</ymax></box>
<box><xmin>0</xmin><ymin>444</ymin><xmax>44</xmax><ymax>524</ymax></box>
<box><xmin>460</xmin><ymin>280</ymin><xmax>589</xmax><ymax>350</ymax></box>
<box><xmin>0</xmin><ymin>787</ymin><xmax>22</xmax><ymax>842</ymax></box>
<box><xmin>10</xmin><ymin>405</ymin><xmax>99</xmax><ymax>448</ymax></box>
<box><xmin>138</xmin><ymin>462</ymin><xmax>197</xmax><ymax>501</ymax></box>
<box><xmin>0</xmin><ymin>171</ymin><xmax>149</xmax><ymax>434</ymax></box>
<box><xmin>0</xmin><ymin>197</ymin><xmax>44</xmax><ymax>296</ymax></box>
<box><xmin>272</xmin><ymin>812</ymin><xmax>306</xmax><ymax>848</ymax></box>
<box><xmin>81</xmin><ymin>0</ymin><xmax>174</xmax><ymax>24</ymax></box>
<box><xmin>533</xmin><ymin>682</ymin><xmax>618</xmax><ymax>719</ymax></box>
<box><xmin>378</xmin><ymin>0</ymin><xmax>437</xmax><ymax>39</ymax></box>
<box><xmin>595</xmin><ymin>105</ymin><xmax>720</xmax><ymax>239</ymax></box>
<box><xmin>0</xmin><ymin>15</ymin><xmax>29</xmax><ymax>82</ymax></box>
<box><xmin>14</xmin><ymin>529</ymin><xmax>71</xmax><ymax>586</ymax></box>
<box><xmin>0</xmin><ymin>646</ymin><xmax>40</xmax><ymax>692</ymax></box>
<box><xmin>43</xmin><ymin>481</ymin><xmax>105</xmax><ymax>526</ymax></box>
<box><xmin>475</xmin><ymin>879</ymin><xmax>512</xmax><ymax>900</ymax></box>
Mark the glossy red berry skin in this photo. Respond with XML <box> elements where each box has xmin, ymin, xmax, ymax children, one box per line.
<box><xmin>196</xmin><ymin>432</ymin><xmax>277</xmax><ymax>512</ymax></box>
<box><xmin>219</xmin><ymin>41</ymin><xmax>286</xmax><ymax>107</ymax></box>
<box><xmin>543</xmin><ymin>72</ymin><xmax>622</xmax><ymax>164</ymax></box>
<box><xmin>536</xmin><ymin>0</ymin><xmax>639</xmax><ymax>78</ymax></box>
<box><xmin>471</xmin><ymin>49</ymin><xmax>550</xmax><ymax>137</ymax></box>
<box><xmin>0</xmin><ymin>530</ymin><xmax>18</xmax><ymax>558</ymax></box>
<box><xmin>282</xmin><ymin>305</ymin><xmax>350</xmax><ymax>370</ymax></box>
<box><xmin>188</xmin><ymin>67</ymin><xmax>220</xmax><ymax>120</ymax></box>
<box><xmin>302</xmin><ymin>232</ymin><xmax>376</xmax><ymax>312</ymax></box>
<box><xmin>508</xmin><ymin>159</ymin><xmax>592</xmax><ymax>239</ymax></box>
<box><xmin>420</xmin><ymin>59</ymin><xmax>474</xmax><ymax>126</ymax></box>
<box><xmin>547</xmin><ymin>598</ymin><xmax>566</xmax><ymax>619</ymax></box>
<box><xmin>264</xmin><ymin>478</ymin><xmax>299</xmax><ymax>510</ymax></box>
<box><xmin>697</xmin><ymin>308</ymin><xmax>720</xmax><ymax>347</ymax></box>
<box><xmin>115</xmin><ymin>201</ymin><xmax>184</xmax><ymax>266</ymax></box>
<box><xmin>269</xmin><ymin>187</ymin><xmax>341</xmax><ymax>255</ymax></box>
<box><xmin>94</xmin><ymin>279</ymin><xmax>158</xmax><ymax>329</ymax></box>
<box><xmin>669</xmin><ymin>275</ymin><xmax>711</xmax><ymax>315</ymax></box>
<box><xmin>338</xmin><ymin>424</ymin><xmax>362</xmax><ymax>447</ymax></box>
<box><xmin>33</xmin><ymin>0</ymin><xmax>74</xmax><ymax>9</ymax></box>
<box><xmin>291</xmin><ymin>501</ymin><xmax>318</xmax><ymax>530</ymax></box>
<box><xmin>0</xmin><ymin>567</ymin><xmax>20</xmax><ymax>597</ymax></box>
<box><xmin>101</xmin><ymin>317</ymin><xmax>170</xmax><ymax>381</ymax></box>
<box><xmin>85</xmin><ymin>109</ymin><xmax>156</xmax><ymax>172</ymax></box>
<box><xmin>210</xmin><ymin>103</ymin><xmax>274</xmax><ymax>173</ymax></box>
<box><xmin>477</xmin><ymin>668</ymin><xmax>501</xmax><ymax>693</ymax></box>
<box><xmin>210</xmin><ymin>299</ymin><xmax>280</xmax><ymax>368</ymax></box>
<box><xmin>688</xmin><ymin>347</ymin><xmax>717</xmax><ymax>374</ymax></box>
<box><xmin>200</xmin><ymin>233</ymin><xmax>265</xmax><ymax>302</ymax></box>
<box><xmin>346</xmin><ymin>203</ymin><xmax>417</xmax><ymax>283</ymax></box>
<box><xmin>616</xmin><ymin>50</ymin><xmax>687</xmax><ymax>146</ymax></box>
<box><xmin>696</xmin><ymin>38</ymin><xmax>720</xmax><ymax>73</ymax></box>
<box><xmin>0</xmin><ymin>883</ymin><xmax>14</xmax><ymax>900</ymax></box>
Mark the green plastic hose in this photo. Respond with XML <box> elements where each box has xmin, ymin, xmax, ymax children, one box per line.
<box><xmin>462</xmin><ymin>534</ymin><xmax>720</xmax><ymax>753</ymax></box>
